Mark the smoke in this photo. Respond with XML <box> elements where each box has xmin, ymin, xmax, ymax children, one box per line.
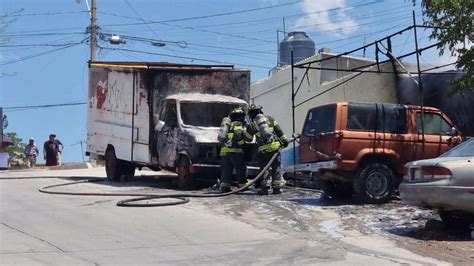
<box><xmin>295</xmin><ymin>0</ymin><xmax>359</xmax><ymax>35</ymax></box>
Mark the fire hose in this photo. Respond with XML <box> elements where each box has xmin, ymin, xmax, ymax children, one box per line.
<box><xmin>39</xmin><ymin>149</ymin><xmax>281</xmax><ymax>207</ymax></box>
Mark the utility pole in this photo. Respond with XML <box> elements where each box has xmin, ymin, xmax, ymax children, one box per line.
<box><xmin>413</xmin><ymin>10</ymin><xmax>425</xmax><ymax>158</ymax></box>
<box><xmin>90</xmin><ymin>0</ymin><xmax>97</xmax><ymax>61</ymax></box>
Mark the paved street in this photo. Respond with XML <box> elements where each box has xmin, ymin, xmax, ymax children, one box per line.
<box><xmin>0</xmin><ymin>168</ymin><xmax>472</xmax><ymax>265</ymax></box>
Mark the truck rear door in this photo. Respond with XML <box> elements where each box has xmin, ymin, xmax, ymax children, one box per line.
<box><xmin>299</xmin><ymin>104</ymin><xmax>338</xmax><ymax>163</ymax></box>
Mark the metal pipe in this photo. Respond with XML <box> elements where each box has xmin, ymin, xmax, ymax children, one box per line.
<box><xmin>291</xmin><ymin>51</ymin><xmax>296</xmax><ymax>187</ymax></box>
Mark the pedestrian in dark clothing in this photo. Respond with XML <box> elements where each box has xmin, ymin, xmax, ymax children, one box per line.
<box><xmin>43</xmin><ymin>134</ymin><xmax>63</xmax><ymax>166</ymax></box>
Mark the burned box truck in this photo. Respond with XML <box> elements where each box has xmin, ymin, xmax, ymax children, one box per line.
<box><xmin>86</xmin><ymin>62</ymin><xmax>255</xmax><ymax>187</ymax></box>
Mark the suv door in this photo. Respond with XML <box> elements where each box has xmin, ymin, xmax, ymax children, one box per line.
<box><xmin>300</xmin><ymin>104</ymin><xmax>338</xmax><ymax>163</ymax></box>
<box><xmin>157</xmin><ymin>100</ymin><xmax>179</xmax><ymax>168</ymax></box>
<box><xmin>414</xmin><ymin>111</ymin><xmax>457</xmax><ymax>159</ymax></box>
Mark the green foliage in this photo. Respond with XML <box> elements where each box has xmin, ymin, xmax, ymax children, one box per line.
<box><xmin>5</xmin><ymin>132</ymin><xmax>26</xmax><ymax>166</ymax></box>
<box><xmin>421</xmin><ymin>0</ymin><xmax>473</xmax><ymax>92</ymax></box>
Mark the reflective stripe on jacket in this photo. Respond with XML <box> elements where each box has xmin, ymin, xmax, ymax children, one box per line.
<box><xmin>220</xmin><ymin>122</ymin><xmax>252</xmax><ymax>156</ymax></box>
<box><xmin>252</xmin><ymin>115</ymin><xmax>287</xmax><ymax>153</ymax></box>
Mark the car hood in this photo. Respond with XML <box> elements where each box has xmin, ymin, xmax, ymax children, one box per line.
<box><xmin>182</xmin><ymin>126</ymin><xmax>219</xmax><ymax>144</ymax></box>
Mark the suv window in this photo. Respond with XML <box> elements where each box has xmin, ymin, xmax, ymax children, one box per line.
<box><xmin>347</xmin><ymin>103</ymin><xmax>406</xmax><ymax>133</ymax></box>
<box><xmin>303</xmin><ymin>104</ymin><xmax>336</xmax><ymax>135</ymax></box>
<box><xmin>416</xmin><ymin>112</ymin><xmax>452</xmax><ymax>135</ymax></box>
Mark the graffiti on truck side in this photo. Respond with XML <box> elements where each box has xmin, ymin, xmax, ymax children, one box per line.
<box><xmin>96</xmin><ymin>80</ymin><xmax>107</xmax><ymax>109</ymax></box>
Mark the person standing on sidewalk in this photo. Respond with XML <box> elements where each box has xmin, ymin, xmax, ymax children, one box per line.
<box><xmin>43</xmin><ymin>134</ymin><xmax>63</xmax><ymax>166</ymax></box>
<box><xmin>24</xmin><ymin>138</ymin><xmax>39</xmax><ymax>168</ymax></box>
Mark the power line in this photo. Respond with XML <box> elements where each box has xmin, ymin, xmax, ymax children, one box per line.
<box><xmin>123</xmin><ymin>0</ymin><xmax>185</xmax><ymax>63</ymax></box>
<box><xmin>4</xmin><ymin>102</ymin><xmax>87</xmax><ymax>111</ymax></box>
<box><xmin>0</xmin><ymin>32</ymin><xmax>85</xmax><ymax>37</ymax></box>
<box><xmin>3</xmin><ymin>11</ymin><xmax>89</xmax><ymax>17</ymax></box>
<box><xmin>102</xmin><ymin>0</ymin><xmax>303</xmax><ymax>27</ymax></box>
<box><xmin>100</xmin><ymin>1</ymin><xmax>386</xmax><ymax>44</ymax></box>
<box><xmin>0</xmin><ymin>42</ymin><xmax>86</xmax><ymax>48</ymax></box>
<box><xmin>98</xmin><ymin>45</ymin><xmax>272</xmax><ymax>69</ymax></box>
<box><xmin>105</xmin><ymin>33</ymin><xmax>276</xmax><ymax>55</ymax></box>
<box><xmin>0</xmin><ymin>41</ymin><xmax>85</xmax><ymax>66</ymax></box>
<box><xmin>98</xmin><ymin>0</ymin><xmax>386</xmax><ymax>29</ymax></box>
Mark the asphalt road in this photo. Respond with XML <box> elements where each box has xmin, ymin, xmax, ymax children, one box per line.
<box><xmin>0</xmin><ymin>168</ymin><xmax>457</xmax><ymax>265</ymax></box>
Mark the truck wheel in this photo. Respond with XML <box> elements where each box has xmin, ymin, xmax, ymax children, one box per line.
<box><xmin>177</xmin><ymin>156</ymin><xmax>194</xmax><ymax>189</ymax></box>
<box><xmin>353</xmin><ymin>162</ymin><xmax>395</xmax><ymax>204</ymax></box>
<box><xmin>320</xmin><ymin>180</ymin><xmax>353</xmax><ymax>200</ymax></box>
<box><xmin>105</xmin><ymin>148</ymin><xmax>121</xmax><ymax>181</ymax></box>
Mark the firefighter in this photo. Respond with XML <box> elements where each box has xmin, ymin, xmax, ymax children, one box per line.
<box><xmin>217</xmin><ymin>107</ymin><xmax>253</xmax><ymax>193</ymax></box>
<box><xmin>248</xmin><ymin>104</ymin><xmax>289</xmax><ymax>195</ymax></box>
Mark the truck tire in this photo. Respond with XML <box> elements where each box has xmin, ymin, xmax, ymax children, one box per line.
<box><xmin>319</xmin><ymin>180</ymin><xmax>353</xmax><ymax>200</ymax></box>
<box><xmin>353</xmin><ymin>162</ymin><xmax>395</xmax><ymax>204</ymax></box>
<box><xmin>105</xmin><ymin>148</ymin><xmax>121</xmax><ymax>181</ymax></box>
<box><xmin>177</xmin><ymin>156</ymin><xmax>194</xmax><ymax>189</ymax></box>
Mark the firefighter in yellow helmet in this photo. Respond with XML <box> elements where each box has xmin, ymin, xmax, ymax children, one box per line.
<box><xmin>248</xmin><ymin>104</ymin><xmax>289</xmax><ymax>195</ymax></box>
<box><xmin>217</xmin><ymin>107</ymin><xmax>253</xmax><ymax>193</ymax></box>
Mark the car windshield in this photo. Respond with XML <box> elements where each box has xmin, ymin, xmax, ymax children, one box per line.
<box><xmin>440</xmin><ymin>138</ymin><xmax>474</xmax><ymax>157</ymax></box>
<box><xmin>180</xmin><ymin>102</ymin><xmax>243</xmax><ymax>127</ymax></box>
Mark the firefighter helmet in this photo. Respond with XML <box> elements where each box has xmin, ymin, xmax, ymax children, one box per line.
<box><xmin>229</xmin><ymin>107</ymin><xmax>245</xmax><ymax>122</ymax></box>
<box><xmin>248</xmin><ymin>104</ymin><xmax>263</xmax><ymax>119</ymax></box>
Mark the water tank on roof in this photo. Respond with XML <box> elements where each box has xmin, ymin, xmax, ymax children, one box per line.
<box><xmin>279</xmin><ymin>31</ymin><xmax>315</xmax><ymax>66</ymax></box>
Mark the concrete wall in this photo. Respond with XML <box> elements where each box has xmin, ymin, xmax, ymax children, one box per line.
<box><xmin>250</xmin><ymin>53</ymin><xmax>398</xmax><ymax>135</ymax></box>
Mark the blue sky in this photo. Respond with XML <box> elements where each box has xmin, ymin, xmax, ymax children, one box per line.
<box><xmin>0</xmin><ymin>0</ymin><xmax>453</xmax><ymax>163</ymax></box>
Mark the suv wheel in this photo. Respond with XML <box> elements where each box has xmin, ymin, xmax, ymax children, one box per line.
<box><xmin>353</xmin><ymin>162</ymin><xmax>395</xmax><ymax>204</ymax></box>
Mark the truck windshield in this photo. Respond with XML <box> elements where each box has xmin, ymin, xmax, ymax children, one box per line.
<box><xmin>180</xmin><ymin>102</ymin><xmax>242</xmax><ymax>127</ymax></box>
<box><xmin>303</xmin><ymin>104</ymin><xmax>336</xmax><ymax>135</ymax></box>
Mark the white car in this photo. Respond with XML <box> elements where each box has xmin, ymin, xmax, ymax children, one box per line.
<box><xmin>400</xmin><ymin>138</ymin><xmax>474</xmax><ymax>227</ymax></box>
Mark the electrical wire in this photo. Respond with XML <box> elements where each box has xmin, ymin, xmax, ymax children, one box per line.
<box><xmin>98</xmin><ymin>45</ymin><xmax>272</xmax><ymax>69</ymax></box>
<box><xmin>0</xmin><ymin>42</ymin><xmax>84</xmax><ymax>66</ymax></box>
<box><xmin>3</xmin><ymin>11</ymin><xmax>89</xmax><ymax>17</ymax></box>
<box><xmin>123</xmin><ymin>0</ymin><xmax>186</xmax><ymax>63</ymax></box>
<box><xmin>102</xmin><ymin>1</ymin><xmax>304</xmax><ymax>27</ymax></box>
<box><xmin>3</xmin><ymin>102</ymin><xmax>87</xmax><ymax>111</ymax></box>
<box><xmin>99</xmin><ymin>0</ymin><xmax>387</xmax><ymax>30</ymax></box>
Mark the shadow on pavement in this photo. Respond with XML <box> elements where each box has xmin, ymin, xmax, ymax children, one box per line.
<box><xmin>390</xmin><ymin>219</ymin><xmax>473</xmax><ymax>242</ymax></box>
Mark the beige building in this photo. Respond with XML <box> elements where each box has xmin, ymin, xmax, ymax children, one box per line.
<box><xmin>250</xmin><ymin>51</ymin><xmax>398</xmax><ymax>135</ymax></box>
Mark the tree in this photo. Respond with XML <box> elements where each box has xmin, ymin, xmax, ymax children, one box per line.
<box><xmin>421</xmin><ymin>0</ymin><xmax>473</xmax><ymax>92</ymax></box>
<box><xmin>6</xmin><ymin>132</ymin><xmax>26</xmax><ymax>167</ymax></box>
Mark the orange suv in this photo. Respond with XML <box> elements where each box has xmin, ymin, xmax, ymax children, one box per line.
<box><xmin>297</xmin><ymin>102</ymin><xmax>462</xmax><ymax>203</ymax></box>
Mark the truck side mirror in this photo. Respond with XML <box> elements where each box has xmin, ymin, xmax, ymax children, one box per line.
<box><xmin>450</xmin><ymin>127</ymin><xmax>458</xmax><ymax>136</ymax></box>
<box><xmin>155</xmin><ymin>120</ymin><xmax>165</xmax><ymax>132</ymax></box>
